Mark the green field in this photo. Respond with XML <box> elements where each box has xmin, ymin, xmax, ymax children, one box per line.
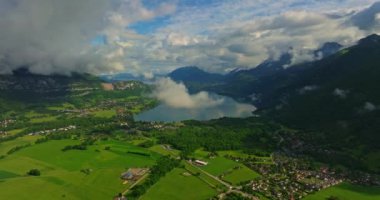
<box><xmin>48</xmin><ymin>103</ymin><xmax>75</xmax><ymax>111</ymax></box>
<box><xmin>201</xmin><ymin>156</ymin><xmax>240</xmax><ymax>176</ymax></box>
<box><xmin>222</xmin><ymin>165</ymin><xmax>260</xmax><ymax>185</ymax></box>
<box><xmin>192</xmin><ymin>150</ymin><xmax>261</xmax><ymax>185</ymax></box>
<box><xmin>218</xmin><ymin>150</ymin><xmax>273</xmax><ymax>164</ymax></box>
<box><xmin>304</xmin><ymin>183</ymin><xmax>380</xmax><ymax>200</ymax></box>
<box><xmin>25</xmin><ymin>111</ymin><xmax>59</xmax><ymax>123</ymax></box>
<box><xmin>29</xmin><ymin>115</ymin><xmax>59</xmax><ymax>123</ymax></box>
<box><xmin>0</xmin><ymin>135</ymin><xmax>41</xmax><ymax>155</ymax></box>
<box><xmin>184</xmin><ymin>162</ymin><xmax>225</xmax><ymax>189</ymax></box>
<box><xmin>7</xmin><ymin>128</ymin><xmax>25</xmax><ymax>136</ymax></box>
<box><xmin>0</xmin><ymin>139</ymin><xmax>160</xmax><ymax>200</ymax></box>
<box><xmin>149</xmin><ymin>145</ymin><xmax>180</xmax><ymax>157</ymax></box>
<box><xmin>0</xmin><ymin>170</ymin><xmax>18</xmax><ymax>179</ymax></box>
<box><xmin>217</xmin><ymin>150</ymin><xmax>252</xmax><ymax>158</ymax></box>
<box><xmin>141</xmin><ymin>168</ymin><xmax>217</xmax><ymax>200</ymax></box>
<box><xmin>92</xmin><ymin>109</ymin><xmax>117</xmax><ymax>118</ymax></box>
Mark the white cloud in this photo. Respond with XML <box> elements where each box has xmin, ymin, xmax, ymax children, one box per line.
<box><xmin>299</xmin><ymin>85</ymin><xmax>319</xmax><ymax>94</ymax></box>
<box><xmin>0</xmin><ymin>0</ymin><xmax>176</xmax><ymax>75</ymax></box>
<box><xmin>333</xmin><ymin>88</ymin><xmax>350</xmax><ymax>99</ymax></box>
<box><xmin>1</xmin><ymin>0</ymin><xmax>380</xmax><ymax>75</ymax></box>
<box><xmin>143</xmin><ymin>71</ymin><xmax>154</xmax><ymax>79</ymax></box>
<box><xmin>129</xmin><ymin>1</ymin><xmax>378</xmax><ymax>74</ymax></box>
<box><xmin>364</xmin><ymin>102</ymin><xmax>377</xmax><ymax>111</ymax></box>
<box><xmin>152</xmin><ymin>78</ymin><xmax>224</xmax><ymax>109</ymax></box>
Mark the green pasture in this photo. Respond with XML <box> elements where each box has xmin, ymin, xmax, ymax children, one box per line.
<box><xmin>0</xmin><ymin>139</ymin><xmax>160</xmax><ymax>200</ymax></box>
<box><xmin>141</xmin><ymin>168</ymin><xmax>217</xmax><ymax>200</ymax></box>
<box><xmin>304</xmin><ymin>183</ymin><xmax>380</xmax><ymax>200</ymax></box>
<box><xmin>92</xmin><ymin>109</ymin><xmax>116</xmax><ymax>118</ymax></box>
<box><xmin>222</xmin><ymin>165</ymin><xmax>260</xmax><ymax>185</ymax></box>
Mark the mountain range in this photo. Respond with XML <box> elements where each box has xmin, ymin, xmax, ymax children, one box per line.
<box><xmin>1</xmin><ymin>34</ymin><xmax>380</xmax><ymax>172</ymax></box>
<box><xmin>169</xmin><ymin>34</ymin><xmax>380</xmax><ymax>172</ymax></box>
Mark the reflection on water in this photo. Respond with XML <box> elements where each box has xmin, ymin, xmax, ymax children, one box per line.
<box><xmin>135</xmin><ymin>95</ymin><xmax>256</xmax><ymax>122</ymax></box>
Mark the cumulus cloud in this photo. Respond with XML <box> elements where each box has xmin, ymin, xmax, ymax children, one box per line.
<box><xmin>132</xmin><ymin>0</ymin><xmax>380</xmax><ymax>73</ymax></box>
<box><xmin>0</xmin><ymin>0</ymin><xmax>176</xmax><ymax>75</ymax></box>
<box><xmin>299</xmin><ymin>85</ymin><xmax>319</xmax><ymax>94</ymax></box>
<box><xmin>333</xmin><ymin>88</ymin><xmax>350</xmax><ymax>99</ymax></box>
<box><xmin>1</xmin><ymin>0</ymin><xmax>380</xmax><ymax>75</ymax></box>
<box><xmin>364</xmin><ymin>102</ymin><xmax>377</xmax><ymax>111</ymax></box>
<box><xmin>358</xmin><ymin>101</ymin><xmax>378</xmax><ymax>114</ymax></box>
<box><xmin>152</xmin><ymin>78</ymin><xmax>224</xmax><ymax>109</ymax></box>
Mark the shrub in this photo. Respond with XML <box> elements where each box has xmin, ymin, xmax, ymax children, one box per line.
<box><xmin>27</xmin><ymin>169</ymin><xmax>41</xmax><ymax>176</ymax></box>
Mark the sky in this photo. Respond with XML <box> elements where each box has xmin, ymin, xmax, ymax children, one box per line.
<box><xmin>0</xmin><ymin>0</ymin><xmax>380</xmax><ymax>75</ymax></box>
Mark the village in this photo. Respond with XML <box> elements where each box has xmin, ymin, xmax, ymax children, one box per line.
<box><xmin>221</xmin><ymin>152</ymin><xmax>379</xmax><ymax>200</ymax></box>
<box><xmin>27</xmin><ymin>125</ymin><xmax>77</xmax><ymax>136</ymax></box>
<box><xmin>0</xmin><ymin>119</ymin><xmax>16</xmax><ymax>128</ymax></box>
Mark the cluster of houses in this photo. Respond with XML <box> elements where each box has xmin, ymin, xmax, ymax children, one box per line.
<box><xmin>114</xmin><ymin>81</ymin><xmax>144</xmax><ymax>90</ymax></box>
<box><xmin>28</xmin><ymin>125</ymin><xmax>76</xmax><ymax>136</ymax></box>
<box><xmin>0</xmin><ymin>119</ymin><xmax>16</xmax><ymax>128</ymax></box>
<box><xmin>0</xmin><ymin>131</ymin><xmax>8</xmax><ymax>137</ymax></box>
<box><xmin>69</xmin><ymin>87</ymin><xmax>98</xmax><ymax>92</ymax></box>
<box><xmin>222</xmin><ymin>154</ymin><xmax>350</xmax><ymax>200</ymax></box>
<box><xmin>57</xmin><ymin>108</ymin><xmax>94</xmax><ymax>117</ymax></box>
<box><xmin>249</xmin><ymin>166</ymin><xmax>344</xmax><ymax>200</ymax></box>
<box><xmin>136</xmin><ymin>122</ymin><xmax>176</xmax><ymax>132</ymax></box>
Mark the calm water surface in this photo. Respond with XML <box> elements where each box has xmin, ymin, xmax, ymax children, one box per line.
<box><xmin>135</xmin><ymin>96</ymin><xmax>256</xmax><ymax>122</ymax></box>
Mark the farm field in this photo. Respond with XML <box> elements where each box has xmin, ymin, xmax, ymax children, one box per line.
<box><xmin>193</xmin><ymin>149</ymin><xmax>242</xmax><ymax>176</ymax></box>
<box><xmin>304</xmin><ymin>183</ymin><xmax>380</xmax><ymax>200</ymax></box>
<box><xmin>184</xmin><ymin>162</ymin><xmax>225</xmax><ymax>189</ymax></box>
<box><xmin>192</xmin><ymin>149</ymin><xmax>261</xmax><ymax>185</ymax></box>
<box><xmin>218</xmin><ymin>150</ymin><xmax>273</xmax><ymax>164</ymax></box>
<box><xmin>92</xmin><ymin>109</ymin><xmax>117</xmax><ymax>118</ymax></box>
<box><xmin>140</xmin><ymin>168</ymin><xmax>217</xmax><ymax>200</ymax></box>
<box><xmin>222</xmin><ymin>165</ymin><xmax>260</xmax><ymax>185</ymax></box>
<box><xmin>149</xmin><ymin>144</ymin><xmax>180</xmax><ymax>157</ymax></box>
<box><xmin>200</xmin><ymin>156</ymin><xmax>240</xmax><ymax>176</ymax></box>
<box><xmin>0</xmin><ymin>139</ymin><xmax>160</xmax><ymax>200</ymax></box>
<box><xmin>29</xmin><ymin>115</ymin><xmax>59</xmax><ymax>123</ymax></box>
<box><xmin>0</xmin><ymin>135</ymin><xmax>41</xmax><ymax>155</ymax></box>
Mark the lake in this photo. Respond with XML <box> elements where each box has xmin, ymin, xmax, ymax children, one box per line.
<box><xmin>135</xmin><ymin>95</ymin><xmax>256</xmax><ymax>122</ymax></box>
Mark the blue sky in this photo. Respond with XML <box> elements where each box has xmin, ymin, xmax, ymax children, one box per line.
<box><xmin>129</xmin><ymin>0</ymin><xmax>222</xmax><ymax>34</ymax></box>
<box><xmin>128</xmin><ymin>0</ymin><xmax>378</xmax><ymax>35</ymax></box>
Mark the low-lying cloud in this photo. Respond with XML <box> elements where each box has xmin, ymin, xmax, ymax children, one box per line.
<box><xmin>152</xmin><ymin>78</ymin><xmax>224</xmax><ymax>109</ymax></box>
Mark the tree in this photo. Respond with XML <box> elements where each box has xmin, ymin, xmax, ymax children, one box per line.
<box><xmin>326</xmin><ymin>196</ymin><xmax>340</xmax><ymax>200</ymax></box>
<box><xmin>27</xmin><ymin>169</ymin><xmax>41</xmax><ymax>176</ymax></box>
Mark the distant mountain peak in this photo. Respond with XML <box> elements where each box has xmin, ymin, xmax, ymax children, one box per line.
<box><xmin>12</xmin><ymin>67</ymin><xmax>33</xmax><ymax>76</ymax></box>
<box><xmin>314</xmin><ymin>42</ymin><xmax>343</xmax><ymax>58</ymax></box>
<box><xmin>173</xmin><ymin>66</ymin><xmax>205</xmax><ymax>72</ymax></box>
<box><xmin>168</xmin><ymin>66</ymin><xmax>224</xmax><ymax>84</ymax></box>
<box><xmin>358</xmin><ymin>34</ymin><xmax>380</xmax><ymax>46</ymax></box>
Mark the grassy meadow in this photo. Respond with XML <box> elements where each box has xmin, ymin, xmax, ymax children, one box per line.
<box><xmin>0</xmin><ymin>138</ymin><xmax>160</xmax><ymax>200</ymax></box>
<box><xmin>304</xmin><ymin>183</ymin><xmax>380</xmax><ymax>200</ymax></box>
<box><xmin>222</xmin><ymin>165</ymin><xmax>260</xmax><ymax>185</ymax></box>
<box><xmin>140</xmin><ymin>168</ymin><xmax>217</xmax><ymax>200</ymax></box>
